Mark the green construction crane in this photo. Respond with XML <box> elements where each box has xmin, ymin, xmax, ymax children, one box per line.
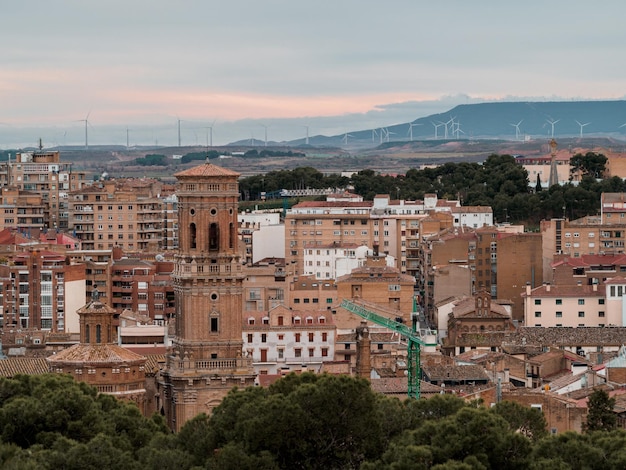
<box><xmin>340</xmin><ymin>298</ymin><xmax>437</xmax><ymax>399</ymax></box>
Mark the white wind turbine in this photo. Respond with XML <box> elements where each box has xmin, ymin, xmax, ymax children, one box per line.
<box><xmin>261</xmin><ymin>124</ymin><xmax>271</xmax><ymax>147</ymax></box>
<box><xmin>342</xmin><ymin>132</ymin><xmax>353</xmax><ymax>145</ymax></box>
<box><xmin>371</xmin><ymin>128</ymin><xmax>378</xmax><ymax>143</ymax></box>
<box><xmin>575</xmin><ymin>120</ymin><xmax>590</xmax><ymax>138</ymax></box>
<box><xmin>431</xmin><ymin>121</ymin><xmax>444</xmax><ymax>139</ymax></box>
<box><xmin>510</xmin><ymin>120</ymin><xmax>523</xmax><ymax>141</ymax></box>
<box><xmin>619</xmin><ymin>122</ymin><xmax>626</xmax><ymax>133</ymax></box>
<box><xmin>303</xmin><ymin>125</ymin><xmax>310</xmax><ymax>145</ymax></box>
<box><xmin>407</xmin><ymin>122</ymin><xmax>422</xmax><ymax>141</ymax></box>
<box><xmin>546</xmin><ymin>118</ymin><xmax>560</xmax><ymax>138</ymax></box>
<box><xmin>76</xmin><ymin>112</ymin><xmax>91</xmax><ymax>150</ymax></box>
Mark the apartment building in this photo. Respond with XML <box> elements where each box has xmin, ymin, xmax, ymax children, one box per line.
<box><xmin>289</xmin><ymin>275</ymin><xmax>338</xmax><ymax>311</ymax></box>
<box><xmin>238</xmin><ymin>211</ymin><xmax>281</xmax><ymax>264</ymax></box>
<box><xmin>68</xmin><ymin>179</ymin><xmax>165</xmax><ymax>252</ymax></box>
<box><xmin>161</xmin><ymin>194</ymin><xmax>178</xmax><ymax>251</ymax></box>
<box><xmin>335</xmin><ymin>256</ymin><xmax>415</xmax><ymax>325</ymax></box>
<box><xmin>0</xmin><ymin>148</ymin><xmax>88</xmax><ymax>230</ymax></box>
<box><xmin>515</xmin><ymin>152</ymin><xmax>574</xmax><ymax>188</ymax></box>
<box><xmin>551</xmin><ymin>254</ymin><xmax>626</xmax><ymax>287</ymax></box>
<box><xmin>110</xmin><ymin>257</ymin><xmax>175</xmax><ymax>324</ymax></box>
<box><xmin>522</xmin><ymin>282</ymin><xmax>610</xmax><ymax>327</ymax></box>
<box><xmin>542</xmin><ymin>218</ymin><xmax>626</xmax><ymax>281</ymax></box>
<box><xmin>285</xmin><ymin>200</ymin><xmax>373</xmax><ymax>275</ymax></box>
<box><xmin>243</xmin><ymin>305</ymin><xmax>336</xmax><ymax>375</ymax></box>
<box><xmin>0</xmin><ymin>187</ymin><xmax>46</xmax><ymax>232</ymax></box>
<box><xmin>0</xmin><ymin>250</ymin><xmax>85</xmax><ymax>333</ymax></box>
<box><xmin>243</xmin><ymin>258</ymin><xmax>290</xmax><ymax>312</ymax></box>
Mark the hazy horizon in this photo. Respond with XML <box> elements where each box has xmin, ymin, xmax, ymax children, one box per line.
<box><xmin>3</xmin><ymin>1</ymin><xmax>626</xmax><ymax>147</ymax></box>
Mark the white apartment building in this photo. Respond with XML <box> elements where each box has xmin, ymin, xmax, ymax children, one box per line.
<box><xmin>242</xmin><ymin>305</ymin><xmax>336</xmax><ymax>375</ymax></box>
<box><xmin>303</xmin><ymin>244</ymin><xmax>395</xmax><ymax>280</ymax></box>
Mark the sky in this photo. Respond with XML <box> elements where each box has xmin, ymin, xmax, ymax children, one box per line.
<box><xmin>2</xmin><ymin>1</ymin><xmax>626</xmax><ymax>148</ymax></box>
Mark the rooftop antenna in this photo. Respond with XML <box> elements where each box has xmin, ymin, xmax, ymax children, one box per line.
<box><xmin>575</xmin><ymin>120</ymin><xmax>590</xmax><ymax>138</ymax></box>
<box><xmin>510</xmin><ymin>119</ymin><xmax>523</xmax><ymax>141</ymax></box>
<box><xmin>407</xmin><ymin>122</ymin><xmax>422</xmax><ymax>141</ymax></box>
<box><xmin>546</xmin><ymin>118</ymin><xmax>560</xmax><ymax>138</ymax></box>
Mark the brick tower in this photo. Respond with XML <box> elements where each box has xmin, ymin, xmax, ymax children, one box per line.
<box><xmin>160</xmin><ymin>162</ymin><xmax>255</xmax><ymax>431</ymax></box>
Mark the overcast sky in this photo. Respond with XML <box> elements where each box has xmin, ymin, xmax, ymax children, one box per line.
<box><xmin>2</xmin><ymin>1</ymin><xmax>626</xmax><ymax>147</ymax></box>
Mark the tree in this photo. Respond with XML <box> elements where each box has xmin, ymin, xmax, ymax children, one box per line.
<box><xmin>584</xmin><ymin>388</ymin><xmax>617</xmax><ymax>432</ymax></box>
<box><xmin>491</xmin><ymin>401</ymin><xmax>547</xmax><ymax>441</ymax></box>
<box><xmin>570</xmin><ymin>152</ymin><xmax>607</xmax><ymax>179</ymax></box>
<box><xmin>535</xmin><ymin>173</ymin><xmax>542</xmax><ymax>193</ymax></box>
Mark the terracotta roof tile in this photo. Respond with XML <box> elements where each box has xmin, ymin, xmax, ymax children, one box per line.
<box><xmin>0</xmin><ymin>357</ymin><xmax>49</xmax><ymax>377</ymax></box>
<box><xmin>47</xmin><ymin>344</ymin><xmax>146</xmax><ymax>365</ymax></box>
<box><xmin>174</xmin><ymin>163</ymin><xmax>240</xmax><ymax>178</ymax></box>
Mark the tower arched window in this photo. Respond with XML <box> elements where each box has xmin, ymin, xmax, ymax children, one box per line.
<box><xmin>229</xmin><ymin>222</ymin><xmax>234</xmax><ymax>249</ymax></box>
<box><xmin>209</xmin><ymin>223</ymin><xmax>219</xmax><ymax>251</ymax></box>
<box><xmin>190</xmin><ymin>223</ymin><xmax>197</xmax><ymax>249</ymax></box>
<box><xmin>96</xmin><ymin>324</ymin><xmax>102</xmax><ymax>343</ymax></box>
<box><xmin>85</xmin><ymin>324</ymin><xmax>90</xmax><ymax>343</ymax></box>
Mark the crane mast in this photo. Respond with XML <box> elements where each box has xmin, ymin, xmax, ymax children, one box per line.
<box><xmin>340</xmin><ymin>298</ymin><xmax>437</xmax><ymax>399</ymax></box>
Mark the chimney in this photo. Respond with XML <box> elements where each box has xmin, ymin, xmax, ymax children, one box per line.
<box><xmin>545</xmin><ymin>282</ymin><xmax>551</xmax><ymax>292</ymax></box>
<box><xmin>593</xmin><ymin>283</ymin><xmax>598</xmax><ymax>292</ymax></box>
<box><xmin>525</xmin><ymin>282</ymin><xmax>531</xmax><ymax>296</ymax></box>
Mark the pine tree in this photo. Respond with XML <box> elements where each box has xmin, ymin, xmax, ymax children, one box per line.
<box><xmin>584</xmin><ymin>388</ymin><xmax>616</xmax><ymax>432</ymax></box>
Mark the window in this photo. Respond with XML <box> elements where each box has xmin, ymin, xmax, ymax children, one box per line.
<box><xmin>599</xmin><ymin>298</ymin><xmax>605</xmax><ymax>305</ymax></box>
<box><xmin>247</xmin><ymin>334</ymin><xmax>253</xmax><ymax>342</ymax></box>
<box><xmin>534</xmin><ymin>299</ymin><xmax>541</xmax><ymax>305</ymax></box>
<box><xmin>308</xmin><ymin>332</ymin><xmax>314</xmax><ymax>342</ymax></box>
<box><xmin>578</xmin><ymin>311</ymin><xmax>585</xmax><ymax>318</ymax></box>
<box><xmin>578</xmin><ymin>299</ymin><xmax>585</xmax><ymax>305</ymax></box>
<box><xmin>294</xmin><ymin>348</ymin><xmax>302</xmax><ymax>358</ymax></box>
<box><xmin>261</xmin><ymin>334</ymin><xmax>267</xmax><ymax>343</ymax></box>
<box><xmin>322</xmin><ymin>332</ymin><xmax>328</xmax><ymax>341</ymax></box>
<box><xmin>534</xmin><ymin>312</ymin><xmax>541</xmax><ymax>318</ymax></box>
<box><xmin>295</xmin><ymin>333</ymin><xmax>301</xmax><ymax>342</ymax></box>
<box><xmin>599</xmin><ymin>311</ymin><xmax>605</xmax><ymax>317</ymax></box>
<box><xmin>308</xmin><ymin>348</ymin><xmax>315</xmax><ymax>357</ymax></box>
<box><xmin>556</xmin><ymin>311</ymin><xmax>562</xmax><ymax>318</ymax></box>
<box><xmin>556</xmin><ymin>299</ymin><xmax>562</xmax><ymax>305</ymax></box>
<box><xmin>321</xmin><ymin>347</ymin><xmax>328</xmax><ymax>357</ymax></box>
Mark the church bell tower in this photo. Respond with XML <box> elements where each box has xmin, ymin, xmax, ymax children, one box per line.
<box><xmin>160</xmin><ymin>162</ymin><xmax>255</xmax><ymax>431</ymax></box>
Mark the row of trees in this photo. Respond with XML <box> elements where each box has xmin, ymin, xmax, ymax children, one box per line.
<box><xmin>0</xmin><ymin>373</ymin><xmax>623</xmax><ymax>469</ymax></box>
<box><xmin>239</xmin><ymin>153</ymin><xmax>621</xmax><ymax>226</ymax></box>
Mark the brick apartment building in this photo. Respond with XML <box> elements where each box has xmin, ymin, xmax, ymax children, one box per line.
<box><xmin>0</xmin><ymin>148</ymin><xmax>88</xmax><ymax>231</ymax></box>
<box><xmin>0</xmin><ymin>249</ymin><xmax>85</xmax><ymax>332</ymax></box>
<box><xmin>68</xmin><ymin>178</ymin><xmax>167</xmax><ymax>252</ymax></box>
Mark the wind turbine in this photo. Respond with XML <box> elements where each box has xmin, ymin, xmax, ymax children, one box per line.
<box><xmin>510</xmin><ymin>120</ymin><xmax>523</xmax><ymax>141</ymax></box>
<box><xmin>126</xmin><ymin>126</ymin><xmax>130</xmax><ymax>149</ymax></box>
<box><xmin>204</xmin><ymin>120</ymin><xmax>216</xmax><ymax>147</ymax></box>
<box><xmin>619</xmin><ymin>122</ymin><xmax>626</xmax><ymax>133</ymax></box>
<box><xmin>371</xmin><ymin>128</ymin><xmax>378</xmax><ymax>143</ymax></box>
<box><xmin>407</xmin><ymin>122</ymin><xmax>422</xmax><ymax>141</ymax></box>
<box><xmin>342</xmin><ymin>132</ymin><xmax>353</xmax><ymax>145</ymax></box>
<box><xmin>575</xmin><ymin>120</ymin><xmax>590</xmax><ymax>138</ymax></box>
<box><xmin>379</xmin><ymin>128</ymin><xmax>385</xmax><ymax>144</ymax></box>
<box><xmin>431</xmin><ymin>121</ymin><xmax>444</xmax><ymax>139</ymax></box>
<box><xmin>303</xmin><ymin>125</ymin><xmax>310</xmax><ymax>145</ymax></box>
<box><xmin>261</xmin><ymin>124</ymin><xmax>270</xmax><ymax>147</ymax></box>
<box><xmin>76</xmin><ymin>112</ymin><xmax>91</xmax><ymax>150</ymax></box>
<box><xmin>546</xmin><ymin>118</ymin><xmax>560</xmax><ymax>138</ymax></box>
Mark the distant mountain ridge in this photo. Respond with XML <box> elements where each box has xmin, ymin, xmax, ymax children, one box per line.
<box><xmin>261</xmin><ymin>100</ymin><xmax>626</xmax><ymax>149</ymax></box>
